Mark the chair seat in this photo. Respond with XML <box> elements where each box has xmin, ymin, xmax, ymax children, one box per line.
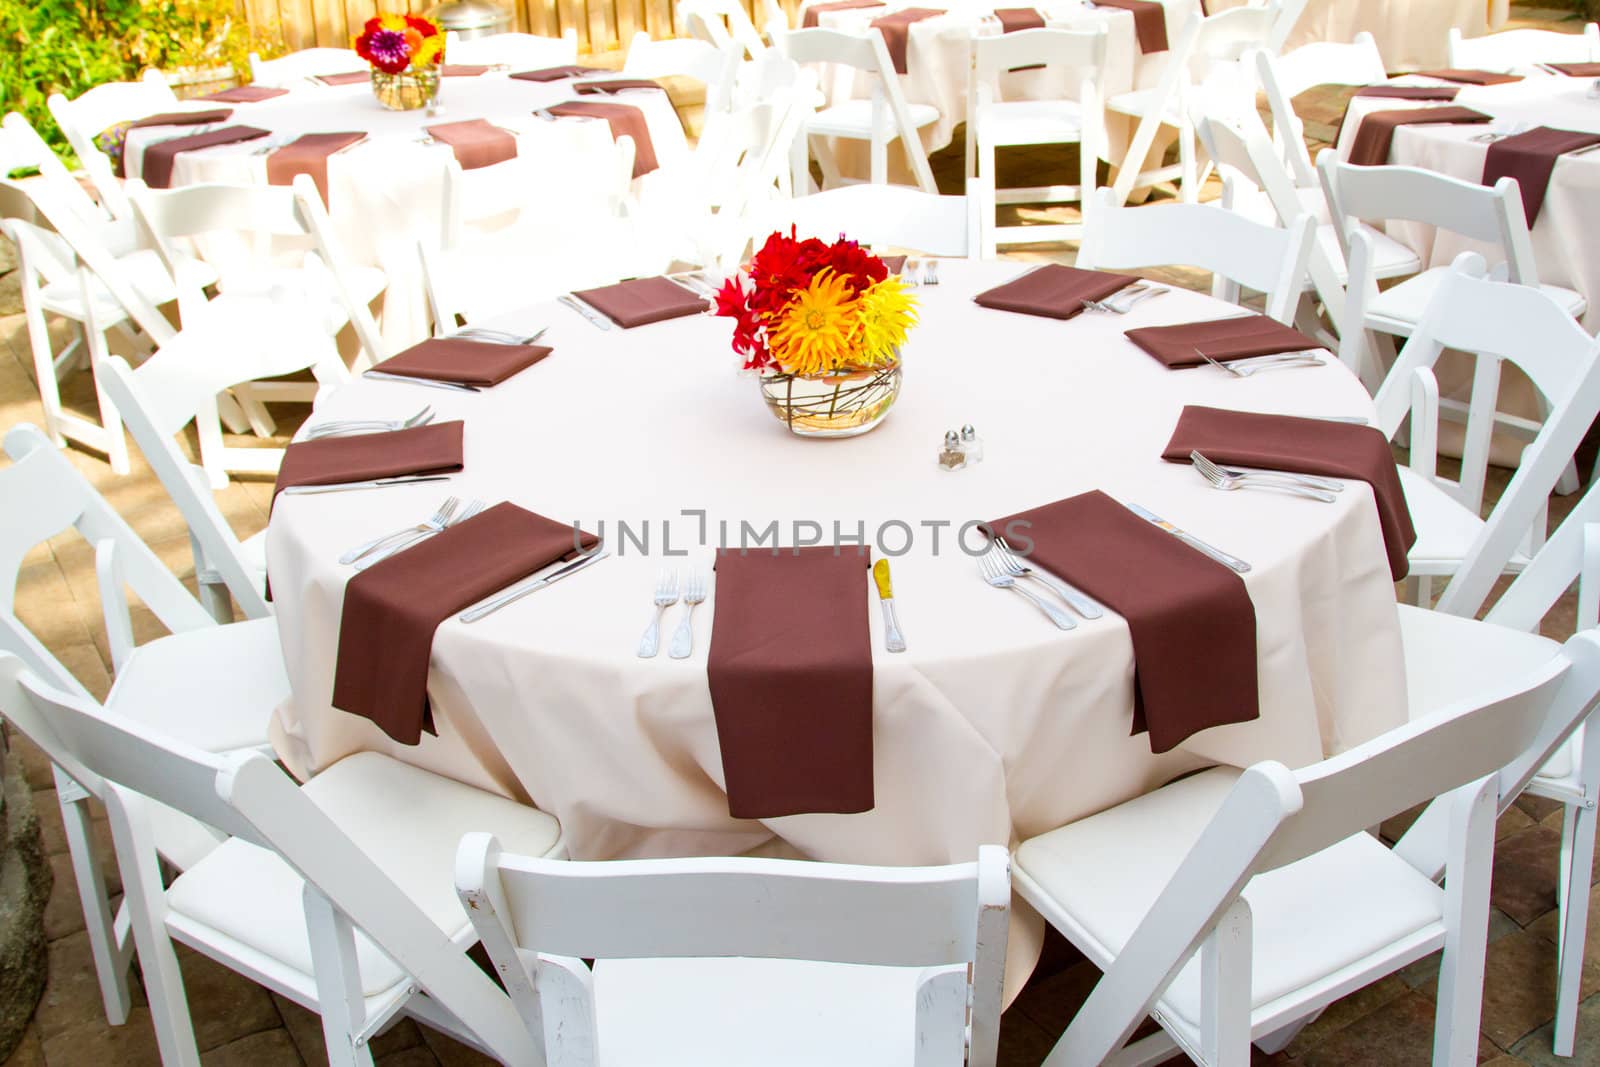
<box><xmin>216</xmin><ymin>264</ymin><xmax>387</xmax><ymax>336</ymax></box>
<box><xmin>1015</xmin><ymin>766</ymin><xmax>1446</xmax><ymax>1032</ymax></box>
<box><xmin>1399</xmin><ymin>466</ymin><xmax>1532</xmax><ymax>575</ymax></box>
<box><xmin>1317</xmin><ymin>222</ymin><xmax>1421</xmax><ymax>285</ymax></box>
<box><xmin>975</xmin><ymin>99</ymin><xmax>1087</xmax><ymax>146</ymax></box>
<box><xmin>592</xmin><ymin>956</ymin><xmax>953</xmax><ymax>1066</ymax></box>
<box><xmin>39</xmin><ymin>249</ymin><xmax>212</xmax><ymax>324</ymax></box>
<box><xmin>1368</xmin><ymin>267</ymin><xmax>1586</xmax><ymax>336</ymax></box>
<box><xmin>807</xmin><ymin>99</ymin><xmax>939</xmax><ymax>139</ymax></box>
<box><xmin>165</xmin><ymin>751</ymin><xmax>562</xmax><ymax>998</ymax></box>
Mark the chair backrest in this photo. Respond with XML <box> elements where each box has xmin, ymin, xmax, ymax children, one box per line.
<box><xmin>288</xmin><ymin>174</ymin><xmax>388</xmax><ymax>367</ymax></box>
<box><xmin>1447</xmin><ymin>23</ymin><xmax>1600</xmax><ymax>71</ymax></box>
<box><xmin>248</xmin><ymin>47</ymin><xmax>367</xmax><ymax>85</ymax></box>
<box><xmin>47</xmin><ymin>70</ymin><xmax>176</xmax><ymax>219</ymax></box>
<box><xmin>2</xmin><ymin>113</ymin><xmax>110</xmax><ymax>227</ymax></box>
<box><xmin>445</xmin><ymin>30</ymin><xmax>579</xmax><ymax>68</ymax></box>
<box><xmin>679</xmin><ymin>0</ymin><xmax>768</xmax><ymax>59</ymax></box>
<box><xmin>972</xmin><ymin>26</ymin><xmax>1107</xmax><ymax>90</ymax></box>
<box><xmin>1075</xmin><ymin>187</ymin><xmax>1315</xmax><ymax>323</ymax></box>
<box><xmin>456</xmin><ymin>837</ymin><xmax>1010</xmax><ymax>1067</ymax></box>
<box><xmin>1254</xmin><ymin>35</ymin><xmax>1385</xmax><ymax>186</ymax></box>
<box><xmin>755</xmin><ymin>180</ymin><xmax>981</xmax><ymax>258</ymax></box>
<box><xmin>623</xmin><ymin>31</ymin><xmax>741</xmax><ymax>112</ymax></box>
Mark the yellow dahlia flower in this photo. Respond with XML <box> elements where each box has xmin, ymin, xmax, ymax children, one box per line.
<box><xmin>768</xmin><ymin>269</ymin><xmax>858</xmax><ymax>375</ymax></box>
<box><xmin>853</xmin><ymin>276</ymin><xmax>916</xmax><ymax>366</ymax></box>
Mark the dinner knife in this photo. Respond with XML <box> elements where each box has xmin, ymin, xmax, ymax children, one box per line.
<box><xmin>1126</xmin><ymin>503</ymin><xmax>1252</xmax><ymax>574</ymax></box>
<box><xmin>459</xmin><ymin>546</ymin><xmax>610</xmax><ymax>622</ymax></box>
<box><xmin>362</xmin><ymin>370</ymin><xmax>482</xmax><ymax>393</ymax></box>
<box><xmin>872</xmin><ymin>558</ymin><xmax>907</xmax><ymax>653</ymax></box>
<box><xmin>278</xmin><ymin>475</ymin><xmax>453</xmax><ymax>496</ymax></box>
<box><xmin>558</xmin><ymin>294</ymin><xmax>613</xmax><ymax>330</ymax></box>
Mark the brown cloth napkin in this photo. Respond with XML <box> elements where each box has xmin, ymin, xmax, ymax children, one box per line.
<box><xmin>973</xmin><ymin>263</ymin><xmax>1139</xmax><ymax>319</ymax></box>
<box><xmin>1085</xmin><ymin>0</ymin><xmax>1168</xmax><ymax>53</ymax></box>
<box><xmin>271</xmin><ymin>421</ymin><xmax>464</xmax><ymax>502</ymax></box>
<box><xmin>1345</xmin><ymin>105</ymin><xmax>1490</xmax><ymax>166</ymax></box>
<box><xmin>510</xmin><ymin>64</ymin><xmax>606</xmax><ymax>81</ymax></box>
<box><xmin>140</xmin><ymin>125</ymin><xmax>270</xmax><ymax>188</ymax></box>
<box><xmin>574</xmin><ymin>77</ymin><xmax>668</xmax><ymax>94</ymax></box>
<box><xmin>870</xmin><ymin>7</ymin><xmax>946</xmax><ymax>73</ymax></box>
<box><xmin>1547</xmin><ymin>62</ymin><xmax>1600</xmax><ymax>77</ymax></box>
<box><xmin>545</xmin><ymin>100</ymin><xmax>660</xmax><ymax>176</ymax></box>
<box><xmin>266</xmin><ymin>132</ymin><xmax>367</xmax><ymax>205</ymax></box>
<box><xmin>802</xmin><ymin>0</ymin><xmax>887</xmax><ymax>27</ymax></box>
<box><xmin>707</xmin><ymin>546</ymin><xmax>874</xmax><ymax>818</ymax></box>
<box><xmin>1124</xmin><ymin>313</ymin><xmax>1320</xmax><ymax>368</ymax></box>
<box><xmin>571</xmin><ymin>276</ymin><xmax>709</xmax><ymax>327</ymax></box>
<box><xmin>313</xmin><ymin>70</ymin><xmax>372</xmax><ymax>86</ymax></box>
<box><xmin>372</xmin><ymin>337</ymin><xmax>554</xmax><ymax>387</ymax></box>
<box><xmin>1413</xmin><ymin>68</ymin><xmax>1522</xmax><ymax>85</ymax></box>
<box><xmin>129</xmin><ymin>108</ymin><xmax>235</xmax><ymax>130</ymax></box>
<box><xmin>987</xmin><ymin>491</ymin><xmax>1258</xmax><ymax>752</ymax></box>
<box><xmin>332</xmin><ymin>502</ymin><xmax>599</xmax><ymax>745</ymax></box>
<box><xmin>201</xmin><ymin>86</ymin><xmax>291</xmax><ymax>103</ymax></box>
<box><xmin>442</xmin><ymin>64</ymin><xmax>493</xmax><ymax>76</ymax></box>
<box><xmin>1482</xmin><ymin>125</ymin><xmax>1600</xmax><ymax>225</ymax></box>
<box><xmin>426</xmin><ymin>119</ymin><xmax>518</xmax><ymax>169</ymax></box>
<box><xmin>1355</xmin><ymin>84</ymin><xmax>1460</xmax><ymax>101</ymax></box>
<box><xmin>996</xmin><ymin>8</ymin><xmax>1047</xmax><ymax>70</ymax></box>
<box><xmin>1162</xmin><ymin>405</ymin><xmax>1416</xmax><ymax>580</ymax></box>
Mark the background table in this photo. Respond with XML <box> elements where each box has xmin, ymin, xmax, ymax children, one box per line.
<box><xmin>122</xmin><ymin>75</ymin><xmax>690</xmax><ymax>347</ymax></box>
<box><xmin>1210</xmin><ymin>0</ymin><xmax>1501</xmax><ymax>70</ymax></box>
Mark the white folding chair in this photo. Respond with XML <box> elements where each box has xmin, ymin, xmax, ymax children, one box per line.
<box><xmin>0</xmin><ymin>422</ymin><xmax>287</xmax><ymax>1027</ymax></box>
<box><xmin>46</xmin><ymin>70</ymin><xmax>178</xmax><ymax>221</ymax></box>
<box><xmin>623</xmin><ymin>30</ymin><xmax>742</xmax><ymax>113</ymax></box>
<box><xmin>1</xmin><ymin>112</ymin><xmax>111</xmax><ymax>228</ymax></box>
<box><xmin>444</xmin><ymin>30</ymin><xmax>579</xmax><ymax>68</ymax></box>
<box><xmin>754</xmin><ymin>179</ymin><xmax>985</xmax><ymax>259</ymax></box>
<box><xmin>1253</xmin><ymin>34</ymin><xmax>1386</xmax><ymax>188</ymax></box>
<box><xmin>1075</xmin><ymin>187</ymin><xmax>1314</xmax><ymax>323</ymax></box>
<box><xmin>1013</xmin><ymin>622</ymin><xmax>1598</xmax><ymax>1066</ymax></box>
<box><xmin>456</xmin><ymin>840</ymin><xmax>1009</xmax><ymax>1067</ymax></box>
<box><xmin>0</xmin><ymin>653</ymin><xmax>565</xmax><ymax>1067</ymax></box>
<box><xmin>247</xmin><ymin>47</ymin><xmax>368</xmax><ymax>86</ymax></box>
<box><xmin>679</xmin><ymin>0</ymin><xmax>769</xmax><ymax>60</ymax></box>
<box><xmin>966</xmin><ymin>27</ymin><xmax>1107</xmax><ymax>249</ymax></box>
<box><xmin>1320</xmin><ymin>152</ymin><xmax>1587</xmax><ymax>391</ymax></box>
<box><xmin>1447</xmin><ymin>22</ymin><xmax>1600</xmax><ymax>71</ymax></box>
<box><xmin>775</xmin><ymin>26</ymin><xmax>940</xmax><ymax>193</ymax></box>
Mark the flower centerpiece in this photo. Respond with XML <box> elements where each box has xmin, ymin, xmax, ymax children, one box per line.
<box><xmin>715</xmin><ymin>230</ymin><xmax>917</xmax><ymax>438</ymax></box>
<box><xmin>353</xmin><ymin>13</ymin><xmax>444</xmax><ymax>110</ymax></box>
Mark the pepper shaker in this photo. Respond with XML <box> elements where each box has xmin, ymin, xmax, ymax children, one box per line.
<box><xmin>939</xmin><ymin>429</ymin><xmax>967</xmax><ymax>471</ymax></box>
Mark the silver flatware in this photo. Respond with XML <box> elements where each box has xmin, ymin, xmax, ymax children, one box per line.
<box><xmin>1191</xmin><ymin>451</ymin><xmax>1337</xmax><ymax>503</ymax></box>
<box><xmin>278</xmin><ymin>474</ymin><xmax>453</xmax><ymax>496</ymax></box>
<box><xmin>460</xmin><ymin>546</ymin><xmax>610</xmax><ymax>623</ymax></box>
<box><xmin>668</xmin><ymin>570</ymin><xmax>708</xmax><ymax>659</ymax></box>
<box><xmin>1311</xmin><ymin>414</ymin><xmax>1370</xmax><ymax>425</ymax></box>
<box><xmin>558</xmin><ymin>293</ymin><xmax>613</xmax><ymax>330</ymax></box>
<box><xmin>303</xmin><ymin>404</ymin><xmax>435</xmax><ymax>440</ymax></box>
<box><xmin>992</xmin><ymin>539</ymin><xmax>1104</xmax><ymax>619</ymax></box>
<box><xmin>451</xmin><ymin>325</ymin><xmax>548</xmax><ymax>345</ymax></box>
<box><xmin>979</xmin><ymin>553</ymin><xmax>1076</xmax><ymax>629</ymax></box>
<box><xmin>1086</xmin><ymin>283</ymin><xmax>1167</xmax><ymax>314</ymax></box>
<box><xmin>921</xmin><ymin>259</ymin><xmax>940</xmax><ymax>286</ymax></box>
<box><xmin>1197</xmin><ymin>349</ymin><xmax>1324</xmax><ymax>378</ymax></box>
<box><xmin>1200</xmin><ymin>457</ymin><xmax>1344</xmax><ymax>493</ymax></box>
<box><xmin>362</xmin><ymin>370</ymin><xmax>482</xmax><ymax>393</ymax></box>
<box><xmin>638</xmin><ymin>568</ymin><xmax>680</xmax><ymax>658</ymax></box>
<box><xmin>339</xmin><ymin>495</ymin><xmax>460</xmax><ymax>565</ymax></box>
<box><xmin>872</xmin><ymin>559</ymin><xmax>907</xmax><ymax>653</ymax></box>
<box><xmin>1126</xmin><ymin>502</ymin><xmax>1251</xmax><ymax>573</ymax></box>
<box><xmin>354</xmin><ymin>498</ymin><xmax>486</xmax><ymax>571</ymax></box>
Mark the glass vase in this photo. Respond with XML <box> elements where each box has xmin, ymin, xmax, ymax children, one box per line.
<box><xmin>758</xmin><ymin>356</ymin><xmax>903</xmax><ymax>438</ymax></box>
<box><xmin>371</xmin><ymin>66</ymin><xmax>440</xmax><ymax>111</ymax></box>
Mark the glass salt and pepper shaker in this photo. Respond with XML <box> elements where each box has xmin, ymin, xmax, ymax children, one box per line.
<box><xmin>959</xmin><ymin>424</ymin><xmax>984</xmax><ymax>463</ymax></box>
<box><xmin>939</xmin><ymin>430</ymin><xmax>967</xmax><ymax>471</ymax></box>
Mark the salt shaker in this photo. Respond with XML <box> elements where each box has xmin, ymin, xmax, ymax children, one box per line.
<box><xmin>959</xmin><ymin>424</ymin><xmax>984</xmax><ymax>463</ymax></box>
<box><xmin>939</xmin><ymin>430</ymin><xmax>967</xmax><ymax>471</ymax></box>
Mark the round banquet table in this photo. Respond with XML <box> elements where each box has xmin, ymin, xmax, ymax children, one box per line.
<box><xmin>1208</xmin><ymin>0</ymin><xmax>1500</xmax><ymax>70</ymax></box>
<box><xmin>120</xmin><ymin>75</ymin><xmax>689</xmax><ymax>347</ymax></box>
<box><xmin>1334</xmin><ymin>72</ymin><xmax>1600</xmax><ymax>332</ymax></box>
<box><xmin>266</xmin><ymin>259</ymin><xmax>1408</xmax><ymax>994</ymax></box>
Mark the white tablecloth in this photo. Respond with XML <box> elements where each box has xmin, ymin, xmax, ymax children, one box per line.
<box><xmin>1208</xmin><ymin>0</ymin><xmax>1496</xmax><ymax>70</ymax></box>
<box><xmin>122</xmin><ymin>76</ymin><xmax>689</xmax><ymax>347</ymax></box>
<box><xmin>1334</xmin><ymin>73</ymin><xmax>1600</xmax><ymax>330</ymax></box>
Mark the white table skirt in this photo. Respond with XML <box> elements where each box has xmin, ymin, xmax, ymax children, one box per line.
<box><xmin>123</xmin><ymin>76</ymin><xmax>689</xmax><ymax>348</ymax></box>
<box><xmin>1209</xmin><ymin>0</ymin><xmax>1495</xmax><ymax>70</ymax></box>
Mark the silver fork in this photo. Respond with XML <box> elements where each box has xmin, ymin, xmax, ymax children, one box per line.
<box><xmin>921</xmin><ymin>259</ymin><xmax>940</xmax><ymax>286</ymax></box>
<box><xmin>353</xmin><ymin>498</ymin><xmax>487</xmax><ymax>570</ymax></box>
<box><xmin>1191</xmin><ymin>451</ymin><xmax>1336</xmax><ymax>502</ymax></box>
<box><xmin>992</xmin><ymin>540</ymin><xmax>1104</xmax><ymax>619</ymax></box>
<box><xmin>979</xmin><ymin>554</ymin><xmax>1076</xmax><ymax>629</ymax></box>
<box><xmin>1085</xmin><ymin>284</ymin><xmax>1167</xmax><ymax>314</ymax></box>
<box><xmin>1197</xmin><ymin>349</ymin><xmax>1324</xmax><ymax>377</ymax></box>
<box><xmin>303</xmin><ymin>405</ymin><xmax>435</xmax><ymax>440</ymax></box>
<box><xmin>637</xmin><ymin>569</ymin><xmax>680</xmax><ymax>657</ymax></box>
<box><xmin>1192</xmin><ymin>451</ymin><xmax>1345</xmax><ymax>493</ymax></box>
<box><xmin>339</xmin><ymin>496</ymin><xmax>459</xmax><ymax>565</ymax></box>
<box><xmin>668</xmin><ymin>570</ymin><xmax>709</xmax><ymax>659</ymax></box>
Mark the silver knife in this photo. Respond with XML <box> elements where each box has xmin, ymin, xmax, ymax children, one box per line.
<box><xmin>558</xmin><ymin>294</ymin><xmax>613</xmax><ymax>330</ymax></box>
<box><xmin>1126</xmin><ymin>503</ymin><xmax>1252</xmax><ymax>573</ymax></box>
<box><xmin>459</xmin><ymin>547</ymin><xmax>610</xmax><ymax>622</ymax></box>
<box><xmin>363</xmin><ymin>370</ymin><xmax>482</xmax><ymax>393</ymax></box>
<box><xmin>279</xmin><ymin>475</ymin><xmax>453</xmax><ymax>496</ymax></box>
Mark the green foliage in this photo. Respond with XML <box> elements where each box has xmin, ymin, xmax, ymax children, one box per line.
<box><xmin>0</xmin><ymin>0</ymin><xmax>285</xmax><ymax>161</ymax></box>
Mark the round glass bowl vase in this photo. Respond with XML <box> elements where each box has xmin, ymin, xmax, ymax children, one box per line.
<box><xmin>758</xmin><ymin>356</ymin><xmax>903</xmax><ymax>438</ymax></box>
<box><xmin>371</xmin><ymin>66</ymin><xmax>440</xmax><ymax>110</ymax></box>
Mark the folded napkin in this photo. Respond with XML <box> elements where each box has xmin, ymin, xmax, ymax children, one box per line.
<box><xmin>373</xmin><ymin>337</ymin><xmax>553</xmax><ymax>387</ymax></box>
<box><xmin>1124</xmin><ymin>313</ymin><xmax>1320</xmax><ymax>368</ymax></box>
<box><xmin>802</xmin><ymin>0</ymin><xmax>887</xmax><ymax>27</ymax></box>
<box><xmin>140</xmin><ymin>125</ymin><xmax>270</xmax><ymax>188</ymax></box>
<box><xmin>545</xmin><ymin>100</ymin><xmax>660</xmax><ymax>176</ymax></box>
<box><xmin>1354</xmin><ymin>84</ymin><xmax>1460</xmax><ymax>101</ymax></box>
<box><xmin>201</xmin><ymin>85</ymin><xmax>291</xmax><ymax>103</ymax></box>
<box><xmin>574</xmin><ymin>77</ymin><xmax>668</xmax><ymax>94</ymax></box>
<box><xmin>882</xmin><ymin>254</ymin><xmax>908</xmax><ymax>274</ymax></box>
<box><xmin>266</xmin><ymin>132</ymin><xmax>367</xmax><ymax>204</ymax></box>
<box><xmin>272</xmin><ymin>421</ymin><xmax>464</xmax><ymax>502</ymax></box>
<box><xmin>442</xmin><ymin>64</ymin><xmax>493</xmax><ymax>76</ymax></box>
<box><xmin>427</xmin><ymin>119</ymin><xmax>518</xmax><ymax>170</ymax></box>
<box><xmin>129</xmin><ymin>108</ymin><xmax>235</xmax><ymax>130</ymax></box>
<box><xmin>1547</xmin><ymin>62</ymin><xmax>1600</xmax><ymax>77</ymax></box>
<box><xmin>987</xmin><ymin>491</ymin><xmax>1258</xmax><ymax>752</ymax></box>
<box><xmin>571</xmin><ymin>276</ymin><xmax>709</xmax><ymax>327</ymax></box>
<box><xmin>869</xmin><ymin>7</ymin><xmax>946</xmax><ymax>73</ymax></box>
<box><xmin>1413</xmin><ymin>68</ymin><xmax>1522</xmax><ymax>85</ymax></box>
<box><xmin>313</xmin><ymin>70</ymin><xmax>372</xmax><ymax>86</ymax></box>
<box><xmin>1162</xmin><ymin>405</ymin><xmax>1416</xmax><ymax>580</ymax></box>
<box><xmin>333</xmin><ymin>502</ymin><xmax>599</xmax><ymax>745</ymax></box>
<box><xmin>1482</xmin><ymin>125</ymin><xmax>1600</xmax><ymax>225</ymax></box>
<box><xmin>1345</xmin><ymin>105</ymin><xmax>1490</xmax><ymax>166</ymax></box>
<box><xmin>972</xmin><ymin>263</ymin><xmax>1139</xmax><ymax>320</ymax></box>
<box><xmin>510</xmin><ymin>64</ymin><xmax>607</xmax><ymax>81</ymax></box>
<box><xmin>707</xmin><ymin>546</ymin><xmax>874</xmax><ymax>818</ymax></box>
<box><xmin>1084</xmin><ymin>0</ymin><xmax>1168</xmax><ymax>53</ymax></box>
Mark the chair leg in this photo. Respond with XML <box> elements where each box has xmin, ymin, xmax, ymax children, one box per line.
<box><xmin>870</xmin><ymin>131</ymin><xmax>888</xmax><ymax>186</ymax></box>
<box><xmin>1433</xmin><ymin>781</ymin><xmax>1497</xmax><ymax>1067</ymax></box>
<box><xmin>83</xmin><ymin>320</ymin><xmax>131</xmax><ymax>476</ymax></box>
<box><xmin>54</xmin><ymin>774</ymin><xmax>132</xmax><ymax>1025</ymax></box>
<box><xmin>1200</xmin><ymin>898</ymin><xmax>1253</xmax><ymax>1066</ymax></box>
<box><xmin>1554</xmin><ymin>801</ymin><xmax>1596</xmax><ymax>1057</ymax></box>
<box><xmin>1177</xmin><ymin>117</ymin><xmax>1198</xmax><ymax>205</ymax></box>
<box><xmin>20</xmin><ymin>284</ymin><xmax>69</xmax><ymax>449</ymax></box>
<box><xmin>304</xmin><ymin>888</ymin><xmax>378</xmax><ymax>1067</ymax></box>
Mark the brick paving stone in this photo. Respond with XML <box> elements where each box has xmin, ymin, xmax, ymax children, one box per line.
<box><xmin>1</xmin><ymin>1024</ymin><xmax>44</xmax><ymax>1067</ymax></box>
<box><xmin>1511</xmin><ymin>993</ymin><xmax>1600</xmax><ymax>1065</ymax></box>
<box><xmin>1297</xmin><ymin>991</ymin><xmax>1501</xmax><ymax>1066</ymax></box>
<box><xmin>173</xmin><ymin>944</ymin><xmax>282</xmax><ymax>1052</ymax></box>
<box><xmin>418</xmin><ymin>1026</ymin><xmax>500</xmax><ymax>1066</ymax></box>
<box><xmin>375</xmin><ymin>1046</ymin><xmax>442</xmax><ymax>1066</ymax></box>
<box><xmin>33</xmin><ymin>931</ymin><xmax>140</xmax><ymax>1043</ymax></box>
<box><xmin>201</xmin><ymin>1028</ymin><xmax>303</xmax><ymax>1066</ymax></box>
<box><xmin>1419</xmin><ymin>927</ymin><xmax>1600</xmax><ymax>1050</ymax></box>
<box><xmin>1285</xmin><ymin>974</ymin><xmax>1410</xmax><ymax>1056</ymax></box>
<box><xmin>1495</xmin><ymin>827</ymin><xmax>1570</xmax><ymax>927</ymax></box>
<box><xmin>38</xmin><ymin>1004</ymin><xmax>162</xmax><ymax>1067</ymax></box>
